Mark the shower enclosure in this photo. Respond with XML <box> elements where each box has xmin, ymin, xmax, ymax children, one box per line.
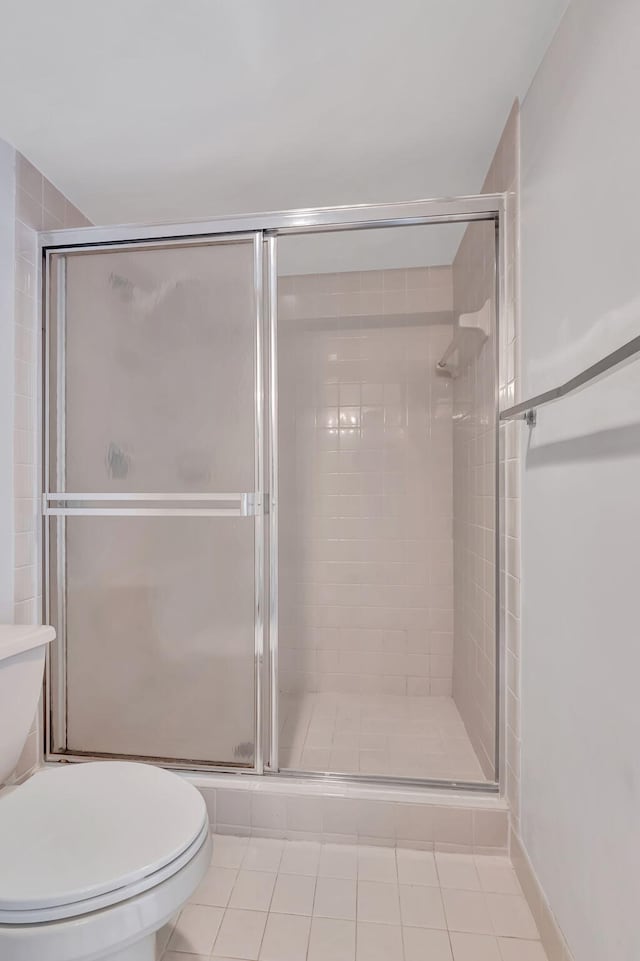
<box><xmin>41</xmin><ymin>196</ymin><xmax>503</xmax><ymax>791</ymax></box>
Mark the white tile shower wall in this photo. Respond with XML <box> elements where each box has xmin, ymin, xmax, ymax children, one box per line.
<box><xmin>7</xmin><ymin>152</ymin><xmax>91</xmax><ymax>785</ymax></box>
<box><xmin>278</xmin><ymin>267</ymin><xmax>455</xmax><ymax>699</ymax></box>
<box><xmin>450</xmin><ymin>103</ymin><xmax>520</xmax><ymax>794</ymax></box>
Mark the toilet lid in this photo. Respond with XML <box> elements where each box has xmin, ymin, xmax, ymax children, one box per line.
<box><xmin>0</xmin><ymin>761</ymin><xmax>208</xmax><ymax>913</ymax></box>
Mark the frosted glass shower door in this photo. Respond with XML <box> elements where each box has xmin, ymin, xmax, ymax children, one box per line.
<box><xmin>46</xmin><ymin>236</ymin><xmax>263</xmax><ymax>769</ymax></box>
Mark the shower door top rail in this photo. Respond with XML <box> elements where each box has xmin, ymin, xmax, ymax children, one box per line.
<box><xmin>500</xmin><ymin>331</ymin><xmax>640</xmax><ymax>425</ymax></box>
<box><xmin>38</xmin><ymin>193</ymin><xmax>504</xmax><ymax>251</ymax></box>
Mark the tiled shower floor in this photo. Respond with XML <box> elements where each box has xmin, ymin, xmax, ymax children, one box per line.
<box><xmin>278</xmin><ymin>693</ymin><xmax>489</xmax><ymax>782</ymax></box>
<box><xmin>159</xmin><ymin>834</ymin><xmax>548</xmax><ymax>960</ymax></box>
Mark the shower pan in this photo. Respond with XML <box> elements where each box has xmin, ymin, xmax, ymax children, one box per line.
<box><xmin>41</xmin><ymin>195</ymin><xmax>504</xmax><ymax>793</ymax></box>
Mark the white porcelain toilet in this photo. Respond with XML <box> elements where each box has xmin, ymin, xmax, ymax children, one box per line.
<box><xmin>0</xmin><ymin>625</ymin><xmax>211</xmax><ymax>961</ymax></box>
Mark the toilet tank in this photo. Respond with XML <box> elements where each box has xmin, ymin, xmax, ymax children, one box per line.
<box><xmin>0</xmin><ymin>625</ymin><xmax>55</xmax><ymax>784</ymax></box>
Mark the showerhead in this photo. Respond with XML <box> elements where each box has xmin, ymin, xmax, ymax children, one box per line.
<box><xmin>436</xmin><ymin>359</ymin><xmax>455</xmax><ymax>377</ymax></box>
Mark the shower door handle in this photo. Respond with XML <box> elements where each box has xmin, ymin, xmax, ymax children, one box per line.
<box><xmin>240</xmin><ymin>493</ymin><xmax>263</xmax><ymax>516</ymax></box>
<box><xmin>43</xmin><ymin>492</ymin><xmax>264</xmax><ymax>517</ymax></box>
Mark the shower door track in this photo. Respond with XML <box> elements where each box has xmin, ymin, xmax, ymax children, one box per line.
<box><xmin>40</xmin><ymin>193</ymin><xmax>507</xmax><ymax>796</ymax></box>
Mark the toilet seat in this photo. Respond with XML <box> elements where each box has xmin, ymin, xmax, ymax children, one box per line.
<box><xmin>0</xmin><ymin>761</ymin><xmax>208</xmax><ymax>924</ymax></box>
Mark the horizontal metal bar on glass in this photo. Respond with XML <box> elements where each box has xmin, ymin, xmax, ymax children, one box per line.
<box><xmin>45</xmin><ymin>492</ymin><xmax>254</xmax><ymax>500</ymax></box>
<box><xmin>38</xmin><ymin>194</ymin><xmax>505</xmax><ymax>252</ymax></box>
<box><xmin>43</xmin><ymin>492</ymin><xmax>262</xmax><ymax>517</ymax></box>
<box><xmin>44</xmin><ymin>508</ymin><xmax>250</xmax><ymax>517</ymax></box>
<box><xmin>500</xmin><ymin>331</ymin><xmax>640</xmax><ymax>424</ymax></box>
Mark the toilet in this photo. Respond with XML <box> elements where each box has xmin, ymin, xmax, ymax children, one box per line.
<box><xmin>0</xmin><ymin>625</ymin><xmax>211</xmax><ymax>961</ymax></box>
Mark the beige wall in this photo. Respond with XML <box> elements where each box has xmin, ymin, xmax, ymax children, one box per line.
<box><xmin>451</xmin><ymin>103</ymin><xmax>520</xmax><ymax>785</ymax></box>
<box><xmin>278</xmin><ymin>266</ymin><xmax>455</xmax><ymax>698</ymax></box>
<box><xmin>7</xmin><ymin>152</ymin><xmax>91</xmax><ymax>786</ymax></box>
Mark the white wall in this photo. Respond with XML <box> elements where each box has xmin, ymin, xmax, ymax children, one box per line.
<box><xmin>0</xmin><ymin>139</ymin><xmax>16</xmax><ymax>623</ymax></box>
<box><xmin>520</xmin><ymin>2</ymin><xmax>640</xmax><ymax>959</ymax></box>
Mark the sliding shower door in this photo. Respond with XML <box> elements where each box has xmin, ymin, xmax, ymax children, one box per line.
<box><xmin>272</xmin><ymin>220</ymin><xmax>499</xmax><ymax>785</ymax></box>
<box><xmin>46</xmin><ymin>236</ymin><xmax>264</xmax><ymax>769</ymax></box>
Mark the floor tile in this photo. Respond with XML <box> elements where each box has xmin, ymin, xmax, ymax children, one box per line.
<box><xmin>319</xmin><ymin>843</ymin><xmax>359</xmax><ymax>879</ymax></box>
<box><xmin>357</xmin><ymin>881</ymin><xmax>401</xmax><ymax>924</ymax></box>
<box><xmin>314</xmin><ymin>876</ymin><xmax>357</xmax><ymax>920</ymax></box>
<box><xmin>402</xmin><ymin>926</ymin><xmax>453</xmax><ymax>961</ymax></box>
<box><xmin>442</xmin><ymin>890</ymin><xmax>493</xmax><ymax>935</ymax></box>
<box><xmin>356</xmin><ymin>922</ymin><xmax>404</xmax><ymax>961</ymax></box>
<box><xmin>279</xmin><ymin>839</ymin><xmax>321</xmax><ymax>876</ymax></box>
<box><xmin>213</xmin><ymin>908</ymin><xmax>268</xmax><ymax>960</ymax></box>
<box><xmin>169</xmin><ymin>904</ymin><xmax>224</xmax><ymax>955</ymax></box>
<box><xmin>436</xmin><ymin>853</ymin><xmax>481</xmax><ymax>890</ymax></box>
<box><xmin>450</xmin><ymin>931</ymin><xmax>502</xmax><ymax>961</ymax></box>
<box><xmin>189</xmin><ymin>833</ymin><xmax>543</xmax><ymax>961</ymax></box>
<box><xmin>282</xmin><ymin>692</ymin><xmax>489</xmax><ymax>783</ymax></box>
<box><xmin>301</xmin><ymin>748</ymin><xmax>331</xmax><ymax>769</ymax></box>
<box><xmin>330</xmin><ymin>749</ymin><xmax>360</xmax><ymax>773</ymax></box>
<box><xmin>485</xmin><ymin>894</ymin><xmax>539</xmax><ymax>939</ymax></box>
<box><xmin>191</xmin><ymin>866</ymin><xmax>238</xmax><ymax>907</ymax></box>
<box><xmin>162</xmin><ymin>954</ymin><xmax>209</xmax><ymax>961</ymax></box>
<box><xmin>498</xmin><ymin>938</ymin><xmax>549</xmax><ymax>960</ymax></box>
<box><xmin>243</xmin><ymin>838</ymin><xmax>285</xmax><ymax>873</ymax></box>
<box><xmin>259</xmin><ymin>912</ymin><xmax>311</xmax><ymax>961</ymax></box>
<box><xmin>157</xmin><ymin>920</ymin><xmax>174</xmax><ymax>956</ymax></box>
<box><xmin>229</xmin><ymin>870</ymin><xmax>277</xmax><ymax>912</ymax></box>
<box><xmin>270</xmin><ymin>873</ymin><xmax>316</xmax><ymax>916</ymax></box>
<box><xmin>475</xmin><ymin>858</ymin><xmax>522</xmax><ymax>895</ymax></box>
<box><xmin>399</xmin><ymin>884</ymin><xmax>446</xmax><ymax>929</ymax></box>
<box><xmin>358</xmin><ymin>846</ymin><xmax>398</xmax><ymax>883</ymax></box>
<box><xmin>396</xmin><ymin>848</ymin><xmax>439</xmax><ymax>886</ymax></box>
<box><xmin>307</xmin><ymin>917</ymin><xmax>356</xmax><ymax>961</ymax></box>
<box><xmin>211</xmin><ymin>834</ymin><xmax>249</xmax><ymax>869</ymax></box>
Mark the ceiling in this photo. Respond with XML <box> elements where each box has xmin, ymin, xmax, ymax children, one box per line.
<box><xmin>0</xmin><ymin>0</ymin><xmax>567</xmax><ymax>267</ymax></box>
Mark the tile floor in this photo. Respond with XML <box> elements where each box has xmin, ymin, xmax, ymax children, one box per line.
<box><xmin>159</xmin><ymin>834</ymin><xmax>548</xmax><ymax>960</ymax></box>
<box><xmin>278</xmin><ymin>693</ymin><xmax>488</xmax><ymax>782</ymax></box>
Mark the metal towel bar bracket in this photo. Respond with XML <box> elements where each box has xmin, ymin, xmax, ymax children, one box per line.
<box><xmin>500</xmin><ymin>331</ymin><xmax>640</xmax><ymax>424</ymax></box>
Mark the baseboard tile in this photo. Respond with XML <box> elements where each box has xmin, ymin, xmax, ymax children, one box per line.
<box><xmin>510</xmin><ymin>828</ymin><xmax>575</xmax><ymax>961</ymax></box>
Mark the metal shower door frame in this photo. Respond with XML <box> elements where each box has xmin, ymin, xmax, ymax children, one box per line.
<box><xmin>263</xmin><ymin>200</ymin><xmax>505</xmax><ymax>792</ymax></box>
<box><xmin>42</xmin><ymin>231</ymin><xmax>267</xmax><ymax>774</ymax></box>
<box><xmin>40</xmin><ymin>192</ymin><xmax>506</xmax><ymax>795</ymax></box>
